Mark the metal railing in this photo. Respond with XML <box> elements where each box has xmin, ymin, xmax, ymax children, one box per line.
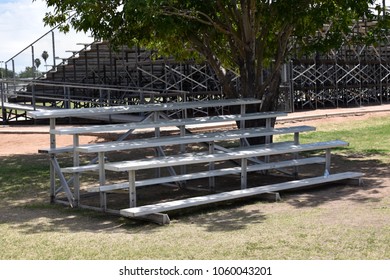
<box><xmin>3</xmin><ymin>13</ymin><xmax>90</xmax><ymax>80</ymax></box>
<box><xmin>1</xmin><ymin>78</ymin><xmax>228</xmax><ymax>124</ymax></box>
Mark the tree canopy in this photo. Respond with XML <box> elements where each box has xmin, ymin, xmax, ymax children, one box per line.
<box><xmin>0</xmin><ymin>67</ymin><xmax>14</xmax><ymax>79</ymax></box>
<box><xmin>41</xmin><ymin>0</ymin><xmax>389</xmax><ymax>111</ymax></box>
<box><xmin>18</xmin><ymin>66</ymin><xmax>41</xmax><ymax>78</ymax></box>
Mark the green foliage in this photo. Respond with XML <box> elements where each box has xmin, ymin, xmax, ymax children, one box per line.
<box><xmin>18</xmin><ymin>66</ymin><xmax>41</xmax><ymax>78</ymax></box>
<box><xmin>38</xmin><ymin>1</ymin><xmax>390</xmax><ymax>106</ymax></box>
<box><xmin>0</xmin><ymin>68</ymin><xmax>14</xmax><ymax>78</ymax></box>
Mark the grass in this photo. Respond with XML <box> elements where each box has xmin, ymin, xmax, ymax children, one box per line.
<box><xmin>0</xmin><ymin>155</ymin><xmax>49</xmax><ymax>198</ymax></box>
<box><xmin>276</xmin><ymin>115</ymin><xmax>390</xmax><ymax>162</ymax></box>
<box><xmin>0</xmin><ymin>114</ymin><xmax>389</xmax><ymax>260</ymax></box>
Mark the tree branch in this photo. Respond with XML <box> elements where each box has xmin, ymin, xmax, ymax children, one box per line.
<box><xmin>161</xmin><ymin>4</ymin><xmax>247</xmax><ymax>65</ymax></box>
<box><xmin>189</xmin><ymin>34</ymin><xmax>239</xmax><ymax>98</ymax></box>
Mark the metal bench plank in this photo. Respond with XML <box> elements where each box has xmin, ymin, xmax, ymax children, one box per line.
<box><xmin>120</xmin><ymin>172</ymin><xmax>364</xmax><ymax>217</ymax></box>
<box><xmin>1</xmin><ymin>102</ymin><xmax>38</xmax><ymax>111</ymax></box>
<box><xmin>59</xmin><ymin>142</ymin><xmax>295</xmax><ymax>173</ymax></box>
<box><xmin>39</xmin><ymin>146</ymin><xmax>74</xmax><ymax>154</ymax></box>
<box><xmin>61</xmin><ymin>164</ymin><xmax>99</xmax><ymax>173</ymax></box>
<box><xmin>105</xmin><ymin>140</ymin><xmax>348</xmax><ymax>172</ymax></box>
<box><xmin>27</xmin><ymin>98</ymin><xmax>262</xmax><ymax>119</ymax></box>
<box><xmin>51</xmin><ymin>112</ymin><xmax>287</xmax><ymax>135</ymax></box>
<box><xmin>76</xmin><ymin>125</ymin><xmax>316</xmax><ymax>153</ymax></box>
<box><xmin>87</xmin><ymin>157</ymin><xmax>326</xmax><ymax>192</ymax></box>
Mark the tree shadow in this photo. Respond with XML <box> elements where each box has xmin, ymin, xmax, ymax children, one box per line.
<box><xmin>1</xmin><ymin>152</ymin><xmax>388</xmax><ymax>234</ymax></box>
<box><xmin>282</xmin><ymin>154</ymin><xmax>388</xmax><ymax>208</ymax></box>
<box><xmin>0</xmin><ymin>202</ymin><xmax>165</xmax><ymax>235</ymax></box>
<box><xmin>0</xmin><ymin>153</ymin><xmax>266</xmax><ymax>234</ymax></box>
<box><xmin>168</xmin><ymin>200</ymin><xmax>267</xmax><ymax>232</ymax></box>
<box><xmin>0</xmin><ymin>154</ymin><xmax>164</xmax><ymax>234</ymax></box>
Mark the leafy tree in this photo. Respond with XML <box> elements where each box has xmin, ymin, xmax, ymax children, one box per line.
<box><xmin>40</xmin><ymin>0</ymin><xmax>389</xmax><ymax>115</ymax></box>
<box><xmin>19</xmin><ymin>66</ymin><xmax>41</xmax><ymax>78</ymax></box>
<box><xmin>0</xmin><ymin>68</ymin><xmax>14</xmax><ymax>79</ymax></box>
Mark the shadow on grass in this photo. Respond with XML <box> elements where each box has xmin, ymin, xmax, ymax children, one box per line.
<box><xmin>0</xmin><ymin>154</ymin><xmax>158</xmax><ymax>234</ymax></box>
<box><xmin>168</xmin><ymin>201</ymin><xmax>267</xmax><ymax>232</ymax></box>
<box><xmin>0</xmin><ymin>154</ymin><xmax>266</xmax><ymax>234</ymax></box>
<box><xmin>283</xmin><ymin>153</ymin><xmax>388</xmax><ymax>208</ymax></box>
<box><xmin>0</xmin><ymin>154</ymin><xmax>50</xmax><ymax>195</ymax></box>
<box><xmin>0</xmin><ymin>203</ymin><xmax>164</xmax><ymax>234</ymax></box>
<box><xmin>0</xmin><ymin>152</ymin><xmax>388</xmax><ymax>233</ymax></box>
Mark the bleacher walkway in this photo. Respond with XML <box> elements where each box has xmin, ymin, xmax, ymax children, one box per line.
<box><xmin>1</xmin><ymin>104</ymin><xmax>390</xmax><ymax>134</ymax></box>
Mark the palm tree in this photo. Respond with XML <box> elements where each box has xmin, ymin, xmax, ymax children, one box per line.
<box><xmin>34</xmin><ymin>58</ymin><xmax>41</xmax><ymax>78</ymax></box>
<box><xmin>34</xmin><ymin>58</ymin><xmax>41</xmax><ymax>69</ymax></box>
<box><xmin>41</xmin><ymin>51</ymin><xmax>49</xmax><ymax>70</ymax></box>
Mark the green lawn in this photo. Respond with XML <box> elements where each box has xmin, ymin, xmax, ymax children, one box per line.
<box><xmin>0</xmin><ymin>115</ymin><xmax>389</xmax><ymax>260</ymax></box>
<box><xmin>276</xmin><ymin>115</ymin><xmax>390</xmax><ymax>162</ymax></box>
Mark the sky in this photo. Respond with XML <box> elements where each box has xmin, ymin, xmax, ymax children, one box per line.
<box><xmin>0</xmin><ymin>0</ymin><xmax>387</xmax><ymax>73</ymax></box>
<box><xmin>0</xmin><ymin>0</ymin><xmax>90</xmax><ymax>73</ymax></box>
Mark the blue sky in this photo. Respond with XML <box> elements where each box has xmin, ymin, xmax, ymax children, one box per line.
<box><xmin>0</xmin><ymin>0</ymin><xmax>90</xmax><ymax>73</ymax></box>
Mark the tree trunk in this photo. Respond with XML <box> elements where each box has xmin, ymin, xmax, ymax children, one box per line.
<box><xmin>233</xmin><ymin>74</ymin><xmax>281</xmax><ymax>145</ymax></box>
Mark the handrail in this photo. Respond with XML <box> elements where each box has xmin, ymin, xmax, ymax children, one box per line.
<box><xmin>31</xmin><ymin>80</ymin><xmax>159</xmax><ymax>94</ymax></box>
<box><xmin>5</xmin><ymin>13</ymin><xmax>77</xmax><ymax>64</ymax></box>
<box><xmin>5</xmin><ymin>30</ymin><xmax>57</xmax><ymax>65</ymax></box>
<box><xmin>2</xmin><ymin>78</ymin><xmax>188</xmax><ymax>96</ymax></box>
<box><xmin>3</xmin><ymin>12</ymin><xmax>88</xmax><ymax>81</ymax></box>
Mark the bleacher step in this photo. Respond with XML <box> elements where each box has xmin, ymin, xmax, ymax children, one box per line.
<box><xmin>87</xmin><ymin>157</ymin><xmax>326</xmax><ymax>192</ymax></box>
<box><xmin>120</xmin><ymin>172</ymin><xmax>364</xmax><ymax>217</ymax></box>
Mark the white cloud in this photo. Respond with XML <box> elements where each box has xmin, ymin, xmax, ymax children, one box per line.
<box><xmin>0</xmin><ymin>0</ymin><xmax>90</xmax><ymax>73</ymax></box>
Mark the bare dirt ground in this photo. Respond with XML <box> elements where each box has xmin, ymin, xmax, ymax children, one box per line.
<box><xmin>0</xmin><ymin>132</ymin><xmax>100</xmax><ymax>156</ymax></box>
<box><xmin>0</xmin><ymin>111</ymin><xmax>389</xmax><ymax>223</ymax></box>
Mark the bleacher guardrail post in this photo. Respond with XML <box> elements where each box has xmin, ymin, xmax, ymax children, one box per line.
<box><xmin>51</xmin><ymin>31</ymin><xmax>56</xmax><ymax>70</ymax></box>
<box><xmin>1</xmin><ymin>80</ymin><xmax>6</xmax><ymax>125</ymax></box>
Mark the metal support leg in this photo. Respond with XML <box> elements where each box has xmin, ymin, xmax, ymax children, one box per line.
<box><xmin>264</xmin><ymin>118</ymin><xmax>271</xmax><ymax>165</ymax></box>
<box><xmin>49</xmin><ymin>118</ymin><xmax>56</xmax><ymax>203</ymax></box>
<box><xmin>293</xmin><ymin>132</ymin><xmax>299</xmax><ymax>178</ymax></box>
<box><xmin>98</xmin><ymin>152</ymin><xmax>107</xmax><ymax>210</ymax></box>
<box><xmin>241</xmin><ymin>158</ymin><xmax>248</xmax><ymax>189</ymax></box>
<box><xmin>51</xmin><ymin>157</ymin><xmax>74</xmax><ymax>207</ymax></box>
<box><xmin>325</xmin><ymin>149</ymin><xmax>331</xmax><ymax>177</ymax></box>
<box><xmin>180</xmin><ymin>125</ymin><xmax>187</xmax><ymax>185</ymax></box>
<box><xmin>49</xmin><ymin>155</ymin><xmax>56</xmax><ymax>203</ymax></box>
<box><xmin>73</xmin><ymin>135</ymin><xmax>80</xmax><ymax>206</ymax></box>
<box><xmin>208</xmin><ymin>142</ymin><xmax>215</xmax><ymax>192</ymax></box>
<box><xmin>154</xmin><ymin>112</ymin><xmax>161</xmax><ymax>179</ymax></box>
<box><xmin>128</xmin><ymin>170</ymin><xmax>136</xmax><ymax>208</ymax></box>
<box><xmin>240</xmin><ymin>104</ymin><xmax>246</xmax><ymax>147</ymax></box>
